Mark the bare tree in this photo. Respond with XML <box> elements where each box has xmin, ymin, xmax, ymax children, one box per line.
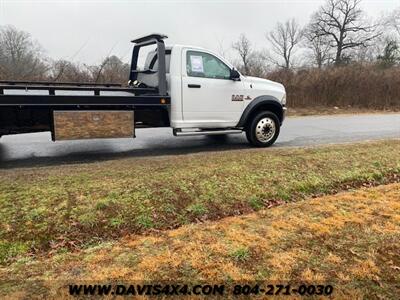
<box><xmin>247</xmin><ymin>50</ymin><xmax>270</xmax><ymax>77</ymax></box>
<box><xmin>310</xmin><ymin>0</ymin><xmax>380</xmax><ymax>65</ymax></box>
<box><xmin>50</xmin><ymin>59</ymin><xmax>92</xmax><ymax>82</ymax></box>
<box><xmin>0</xmin><ymin>25</ymin><xmax>48</xmax><ymax>80</ymax></box>
<box><xmin>232</xmin><ymin>33</ymin><xmax>253</xmax><ymax>75</ymax></box>
<box><xmin>52</xmin><ymin>60</ymin><xmax>70</xmax><ymax>81</ymax></box>
<box><xmin>216</xmin><ymin>37</ymin><xmax>229</xmax><ymax>58</ymax></box>
<box><xmin>388</xmin><ymin>7</ymin><xmax>400</xmax><ymax>36</ymax></box>
<box><xmin>90</xmin><ymin>55</ymin><xmax>129</xmax><ymax>84</ymax></box>
<box><xmin>266</xmin><ymin>18</ymin><xmax>303</xmax><ymax>69</ymax></box>
<box><xmin>355</xmin><ymin>7</ymin><xmax>400</xmax><ymax>63</ymax></box>
<box><xmin>377</xmin><ymin>38</ymin><xmax>399</xmax><ymax>68</ymax></box>
<box><xmin>303</xmin><ymin>25</ymin><xmax>332</xmax><ymax>68</ymax></box>
<box><xmin>101</xmin><ymin>55</ymin><xmax>130</xmax><ymax>83</ymax></box>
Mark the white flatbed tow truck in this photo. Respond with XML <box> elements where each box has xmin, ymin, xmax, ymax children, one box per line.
<box><xmin>0</xmin><ymin>34</ymin><xmax>286</xmax><ymax>147</ymax></box>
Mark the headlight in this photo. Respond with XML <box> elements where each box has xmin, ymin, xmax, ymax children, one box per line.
<box><xmin>281</xmin><ymin>94</ymin><xmax>286</xmax><ymax>105</ymax></box>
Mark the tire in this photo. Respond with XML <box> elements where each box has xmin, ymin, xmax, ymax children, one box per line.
<box><xmin>245</xmin><ymin>111</ymin><xmax>280</xmax><ymax>147</ymax></box>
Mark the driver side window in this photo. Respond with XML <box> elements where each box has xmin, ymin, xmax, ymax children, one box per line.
<box><xmin>186</xmin><ymin>51</ymin><xmax>231</xmax><ymax>80</ymax></box>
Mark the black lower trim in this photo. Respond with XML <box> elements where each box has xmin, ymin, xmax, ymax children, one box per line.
<box><xmin>0</xmin><ymin>95</ymin><xmax>170</xmax><ymax>106</ymax></box>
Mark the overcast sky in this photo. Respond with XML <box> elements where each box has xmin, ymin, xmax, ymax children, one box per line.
<box><xmin>0</xmin><ymin>0</ymin><xmax>398</xmax><ymax>65</ymax></box>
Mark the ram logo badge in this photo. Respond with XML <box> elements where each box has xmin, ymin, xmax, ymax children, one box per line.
<box><xmin>232</xmin><ymin>94</ymin><xmax>244</xmax><ymax>101</ymax></box>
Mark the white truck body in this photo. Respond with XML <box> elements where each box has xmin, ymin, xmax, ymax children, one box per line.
<box><xmin>145</xmin><ymin>45</ymin><xmax>286</xmax><ymax>130</ymax></box>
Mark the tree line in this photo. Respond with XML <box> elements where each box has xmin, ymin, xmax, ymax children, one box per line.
<box><xmin>0</xmin><ymin>25</ymin><xmax>130</xmax><ymax>84</ymax></box>
<box><xmin>232</xmin><ymin>0</ymin><xmax>400</xmax><ymax>76</ymax></box>
<box><xmin>0</xmin><ymin>0</ymin><xmax>399</xmax><ymax>110</ymax></box>
<box><xmin>0</xmin><ymin>0</ymin><xmax>399</xmax><ymax>82</ymax></box>
<box><xmin>228</xmin><ymin>0</ymin><xmax>400</xmax><ymax>110</ymax></box>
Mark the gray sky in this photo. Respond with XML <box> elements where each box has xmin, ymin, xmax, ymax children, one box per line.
<box><xmin>0</xmin><ymin>0</ymin><xmax>398</xmax><ymax>64</ymax></box>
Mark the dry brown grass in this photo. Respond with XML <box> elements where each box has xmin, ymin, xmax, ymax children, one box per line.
<box><xmin>286</xmin><ymin>106</ymin><xmax>400</xmax><ymax>117</ymax></box>
<box><xmin>268</xmin><ymin>64</ymin><xmax>400</xmax><ymax>110</ymax></box>
<box><xmin>0</xmin><ymin>183</ymin><xmax>399</xmax><ymax>299</ymax></box>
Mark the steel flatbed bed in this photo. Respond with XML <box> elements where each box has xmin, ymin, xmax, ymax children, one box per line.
<box><xmin>0</xmin><ymin>82</ymin><xmax>170</xmax><ymax>106</ymax></box>
<box><xmin>0</xmin><ymin>34</ymin><xmax>172</xmax><ymax>138</ymax></box>
<box><xmin>0</xmin><ymin>33</ymin><xmax>170</xmax><ymax>107</ymax></box>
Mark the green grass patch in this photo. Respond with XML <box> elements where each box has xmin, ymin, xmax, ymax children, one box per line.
<box><xmin>186</xmin><ymin>202</ymin><xmax>208</xmax><ymax>215</ymax></box>
<box><xmin>0</xmin><ymin>242</ymin><xmax>28</xmax><ymax>264</ymax></box>
<box><xmin>248</xmin><ymin>196</ymin><xmax>264</xmax><ymax>210</ymax></box>
<box><xmin>230</xmin><ymin>247</ymin><xmax>251</xmax><ymax>262</ymax></box>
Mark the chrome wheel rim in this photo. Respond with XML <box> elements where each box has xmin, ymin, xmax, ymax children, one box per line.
<box><xmin>255</xmin><ymin>117</ymin><xmax>276</xmax><ymax>143</ymax></box>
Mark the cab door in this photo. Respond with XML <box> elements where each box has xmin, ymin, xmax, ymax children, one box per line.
<box><xmin>181</xmin><ymin>49</ymin><xmax>244</xmax><ymax>128</ymax></box>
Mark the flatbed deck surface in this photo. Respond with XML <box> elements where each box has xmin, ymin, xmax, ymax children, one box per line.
<box><xmin>0</xmin><ymin>81</ymin><xmax>170</xmax><ymax>106</ymax></box>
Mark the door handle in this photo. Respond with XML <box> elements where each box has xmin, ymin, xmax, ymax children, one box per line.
<box><xmin>188</xmin><ymin>84</ymin><xmax>201</xmax><ymax>88</ymax></box>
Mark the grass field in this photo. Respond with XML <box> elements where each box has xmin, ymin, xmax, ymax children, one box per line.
<box><xmin>0</xmin><ymin>140</ymin><xmax>399</xmax><ymax>262</ymax></box>
<box><xmin>0</xmin><ymin>139</ymin><xmax>399</xmax><ymax>298</ymax></box>
<box><xmin>1</xmin><ymin>183</ymin><xmax>399</xmax><ymax>298</ymax></box>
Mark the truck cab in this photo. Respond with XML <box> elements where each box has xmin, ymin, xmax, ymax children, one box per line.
<box><xmin>0</xmin><ymin>34</ymin><xmax>286</xmax><ymax>147</ymax></box>
<box><xmin>135</xmin><ymin>40</ymin><xmax>287</xmax><ymax>147</ymax></box>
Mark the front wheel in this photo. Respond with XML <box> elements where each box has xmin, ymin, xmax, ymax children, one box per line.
<box><xmin>245</xmin><ymin>111</ymin><xmax>280</xmax><ymax>147</ymax></box>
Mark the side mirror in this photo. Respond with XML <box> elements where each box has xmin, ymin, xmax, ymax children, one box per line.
<box><xmin>230</xmin><ymin>68</ymin><xmax>241</xmax><ymax>81</ymax></box>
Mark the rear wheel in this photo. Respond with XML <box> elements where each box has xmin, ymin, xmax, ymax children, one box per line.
<box><xmin>245</xmin><ymin>111</ymin><xmax>280</xmax><ymax>147</ymax></box>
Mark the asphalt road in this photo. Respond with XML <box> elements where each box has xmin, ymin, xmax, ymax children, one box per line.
<box><xmin>0</xmin><ymin>113</ymin><xmax>399</xmax><ymax>168</ymax></box>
